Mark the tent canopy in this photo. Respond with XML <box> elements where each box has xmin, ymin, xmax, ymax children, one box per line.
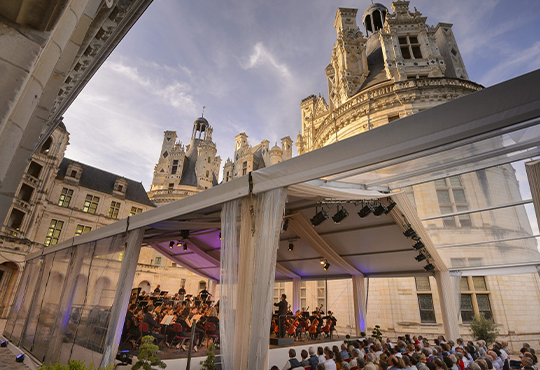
<box><xmin>27</xmin><ymin>68</ymin><xmax>540</xmax><ymax>279</ymax></box>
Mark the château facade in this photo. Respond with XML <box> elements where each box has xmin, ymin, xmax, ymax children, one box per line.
<box><xmin>148</xmin><ymin>117</ymin><xmax>221</xmax><ymax>205</ymax></box>
<box><xmin>292</xmin><ymin>1</ymin><xmax>540</xmax><ymax>348</ymax></box>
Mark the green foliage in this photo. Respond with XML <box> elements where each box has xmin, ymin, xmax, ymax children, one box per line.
<box><xmin>199</xmin><ymin>345</ymin><xmax>216</xmax><ymax>370</ymax></box>
<box><xmin>132</xmin><ymin>336</ymin><xmax>166</xmax><ymax>370</ymax></box>
<box><xmin>360</xmin><ymin>332</ymin><xmax>366</xmax><ymax>338</ymax></box>
<box><xmin>371</xmin><ymin>325</ymin><xmax>383</xmax><ymax>341</ymax></box>
<box><xmin>38</xmin><ymin>360</ymin><xmax>113</xmax><ymax>370</ymax></box>
<box><xmin>469</xmin><ymin>313</ymin><xmax>499</xmax><ymax>345</ymax></box>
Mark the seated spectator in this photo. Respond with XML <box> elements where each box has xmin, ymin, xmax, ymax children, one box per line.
<box><xmin>317</xmin><ymin>364</ymin><xmax>326</xmax><ymax>370</ymax></box>
<box><xmin>380</xmin><ymin>361</ymin><xmax>389</xmax><ymax>370</ymax></box>
<box><xmin>318</xmin><ymin>347</ymin><xmax>326</xmax><ymax>363</ymax></box>
<box><xmin>342</xmin><ymin>363</ymin><xmax>350</xmax><ymax>370</ymax></box>
<box><xmin>341</xmin><ymin>343</ymin><xmax>350</xmax><ymax>359</ymax></box>
<box><xmin>300</xmin><ymin>349</ymin><xmax>310</xmax><ymax>367</ymax></box>
<box><xmin>282</xmin><ymin>348</ymin><xmax>302</xmax><ymax>370</ymax></box>
<box><xmin>365</xmin><ymin>353</ymin><xmax>378</xmax><ymax>370</ymax></box>
<box><xmin>324</xmin><ymin>348</ymin><xmax>337</xmax><ymax>370</ymax></box>
<box><xmin>350</xmin><ymin>351</ymin><xmax>363</xmax><ymax>368</ymax></box>
<box><xmin>308</xmin><ymin>346</ymin><xmax>319</xmax><ymax>370</ymax></box>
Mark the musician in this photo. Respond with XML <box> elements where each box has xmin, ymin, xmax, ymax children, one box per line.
<box><xmin>274</xmin><ymin>294</ymin><xmax>288</xmax><ymax>338</ymax></box>
<box><xmin>322</xmin><ymin>311</ymin><xmax>337</xmax><ymax>337</ymax></box>
<box><xmin>154</xmin><ymin>285</ymin><xmax>161</xmax><ymax>294</ymax></box>
<box><xmin>178</xmin><ymin>285</ymin><xmax>186</xmax><ymax>299</ymax></box>
<box><xmin>199</xmin><ymin>287</ymin><xmax>211</xmax><ymax>303</ymax></box>
<box><xmin>123</xmin><ymin>304</ymin><xmax>141</xmax><ymax>346</ymax></box>
<box><xmin>143</xmin><ymin>305</ymin><xmax>165</xmax><ymax>345</ymax></box>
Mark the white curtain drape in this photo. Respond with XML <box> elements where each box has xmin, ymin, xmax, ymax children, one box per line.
<box><xmin>220</xmin><ymin>188</ymin><xmax>287</xmax><ymax>370</ymax></box>
<box><xmin>449</xmin><ymin>270</ymin><xmax>462</xmax><ymax>320</ymax></box>
<box><xmin>220</xmin><ymin>199</ymin><xmax>241</xmax><ymax>370</ymax></box>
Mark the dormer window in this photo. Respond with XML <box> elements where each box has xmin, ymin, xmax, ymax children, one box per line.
<box><xmin>113</xmin><ymin>178</ymin><xmax>128</xmax><ymax>197</ymax></box>
<box><xmin>70</xmin><ymin>170</ymin><xmax>77</xmax><ymax>177</ymax></box>
<box><xmin>65</xmin><ymin>162</ymin><xmax>83</xmax><ymax>185</ymax></box>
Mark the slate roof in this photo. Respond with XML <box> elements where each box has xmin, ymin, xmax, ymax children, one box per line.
<box><xmin>57</xmin><ymin>158</ymin><xmax>155</xmax><ymax>207</ymax></box>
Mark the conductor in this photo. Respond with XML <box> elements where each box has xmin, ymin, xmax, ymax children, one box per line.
<box><xmin>273</xmin><ymin>293</ymin><xmax>288</xmax><ymax>338</ymax></box>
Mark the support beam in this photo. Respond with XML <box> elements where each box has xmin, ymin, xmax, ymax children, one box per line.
<box><xmin>276</xmin><ymin>264</ymin><xmax>301</xmax><ymax>279</ymax></box>
<box><xmin>293</xmin><ymin>278</ymin><xmax>301</xmax><ymax>313</ymax></box>
<box><xmin>352</xmin><ymin>275</ymin><xmax>367</xmax><ymax>336</ymax></box>
<box><xmin>101</xmin><ymin>229</ymin><xmax>144</xmax><ymax>368</ymax></box>
<box><xmin>288</xmin><ymin>213</ymin><xmax>362</xmax><ymax>275</ymax></box>
<box><xmin>186</xmin><ymin>238</ymin><xmax>221</xmax><ymax>267</ymax></box>
<box><xmin>150</xmin><ymin>243</ymin><xmax>217</xmax><ymax>281</ymax></box>
<box><xmin>435</xmin><ymin>270</ymin><xmax>460</xmax><ymax>341</ymax></box>
<box><xmin>526</xmin><ymin>159</ymin><xmax>540</xmax><ymax>234</ymax></box>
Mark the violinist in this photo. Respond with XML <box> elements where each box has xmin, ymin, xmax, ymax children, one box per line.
<box><xmin>288</xmin><ymin>310</ymin><xmax>303</xmax><ymax>340</ymax></box>
<box><xmin>123</xmin><ymin>304</ymin><xmax>141</xmax><ymax>347</ymax></box>
<box><xmin>143</xmin><ymin>305</ymin><xmax>165</xmax><ymax>346</ymax></box>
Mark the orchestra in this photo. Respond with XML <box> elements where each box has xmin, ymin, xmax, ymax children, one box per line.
<box><xmin>272</xmin><ymin>303</ymin><xmax>337</xmax><ymax>342</ymax></box>
<box><xmin>121</xmin><ymin>286</ymin><xmax>220</xmax><ymax>351</ymax></box>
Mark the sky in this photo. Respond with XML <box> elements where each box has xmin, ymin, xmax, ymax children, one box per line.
<box><xmin>63</xmin><ymin>0</ymin><xmax>540</xmax><ymax>191</ymax></box>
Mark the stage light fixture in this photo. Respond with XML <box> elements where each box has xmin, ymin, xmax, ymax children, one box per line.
<box><xmin>310</xmin><ymin>208</ymin><xmax>329</xmax><ymax>227</ymax></box>
<box><xmin>403</xmin><ymin>226</ymin><xmax>417</xmax><ymax>238</ymax></box>
<box><xmin>424</xmin><ymin>263</ymin><xmax>435</xmax><ymax>271</ymax></box>
<box><xmin>373</xmin><ymin>203</ymin><xmax>388</xmax><ymax>217</ymax></box>
<box><xmin>183</xmin><ymin>242</ymin><xmax>188</xmax><ymax>251</ymax></box>
<box><xmin>116</xmin><ymin>350</ymin><xmax>133</xmax><ymax>365</ymax></box>
<box><xmin>358</xmin><ymin>203</ymin><xmax>375</xmax><ymax>218</ymax></box>
<box><xmin>16</xmin><ymin>354</ymin><xmax>24</xmax><ymax>362</ymax></box>
<box><xmin>332</xmin><ymin>206</ymin><xmax>349</xmax><ymax>224</ymax></box>
<box><xmin>1</xmin><ymin>340</ymin><xmax>7</xmax><ymax>347</ymax></box>
<box><xmin>219</xmin><ymin>232</ymin><xmax>222</xmax><ymax>240</ymax></box>
<box><xmin>288</xmin><ymin>241</ymin><xmax>294</xmax><ymax>252</ymax></box>
<box><xmin>282</xmin><ymin>218</ymin><xmax>289</xmax><ymax>232</ymax></box>
<box><xmin>169</xmin><ymin>241</ymin><xmax>174</xmax><ymax>249</ymax></box>
<box><xmin>323</xmin><ymin>261</ymin><xmax>330</xmax><ymax>271</ymax></box>
<box><xmin>413</xmin><ymin>241</ymin><xmax>424</xmax><ymax>250</ymax></box>
<box><xmin>320</xmin><ymin>259</ymin><xmax>325</xmax><ymax>265</ymax></box>
<box><xmin>176</xmin><ymin>241</ymin><xmax>182</xmax><ymax>247</ymax></box>
<box><xmin>384</xmin><ymin>200</ymin><xmax>396</xmax><ymax>214</ymax></box>
<box><xmin>180</xmin><ymin>229</ymin><xmax>190</xmax><ymax>239</ymax></box>
<box><xmin>415</xmin><ymin>253</ymin><xmax>426</xmax><ymax>262</ymax></box>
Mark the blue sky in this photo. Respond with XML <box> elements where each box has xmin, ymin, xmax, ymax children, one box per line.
<box><xmin>63</xmin><ymin>0</ymin><xmax>540</xmax><ymax>190</ymax></box>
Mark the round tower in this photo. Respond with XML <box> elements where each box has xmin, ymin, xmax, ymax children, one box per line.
<box><xmin>362</xmin><ymin>3</ymin><xmax>388</xmax><ymax>36</ymax></box>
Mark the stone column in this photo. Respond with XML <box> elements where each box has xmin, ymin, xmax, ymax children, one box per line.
<box><xmin>352</xmin><ymin>274</ymin><xmax>367</xmax><ymax>336</ymax></box>
<box><xmin>293</xmin><ymin>278</ymin><xmax>301</xmax><ymax>313</ymax></box>
<box><xmin>209</xmin><ymin>279</ymin><xmax>218</xmax><ymax>299</ymax></box>
<box><xmin>435</xmin><ymin>270</ymin><xmax>460</xmax><ymax>340</ymax></box>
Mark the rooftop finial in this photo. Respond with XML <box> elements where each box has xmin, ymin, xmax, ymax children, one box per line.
<box><xmin>201</xmin><ymin>106</ymin><xmax>206</xmax><ymax>117</ymax></box>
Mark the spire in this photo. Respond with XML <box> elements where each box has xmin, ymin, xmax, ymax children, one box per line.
<box><xmin>201</xmin><ymin>106</ymin><xmax>206</xmax><ymax>117</ymax></box>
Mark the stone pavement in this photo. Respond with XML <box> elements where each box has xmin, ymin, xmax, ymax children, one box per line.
<box><xmin>0</xmin><ymin>346</ymin><xmax>30</xmax><ymax>370</ymax></box>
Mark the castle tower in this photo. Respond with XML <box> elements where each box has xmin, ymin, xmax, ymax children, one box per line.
<box><xmin>281</xmin><ymin>136</ymin><xmax>293</xmax><ymax>161</ymax></box>
<box><xmin>148</xmin><ymin>116</ymin><xmax>220</xmax><ymax>205</ymax></box>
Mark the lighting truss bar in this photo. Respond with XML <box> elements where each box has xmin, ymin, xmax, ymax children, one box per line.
<box><xmin>435</xmin><ymin>233</ymin><xmax>540</xmax><ymax>249</ymax></box>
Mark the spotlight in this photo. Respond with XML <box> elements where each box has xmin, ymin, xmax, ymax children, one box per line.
<box><xmin>1</xmin><ymin>340</ymin><xmax>7</xmax><ymax>347</ymax></box>
<box><xmin>116</xmin><ymin>350</ymin><xmax>133</xmax><ymax>365</ymax></box>
<box><xmin>384</xmin><ymin>200</ymin><xmax>396</xmax><ymax>214</ymax></box>
<box><xmin>413</xmin><ymin>241</ymin><xmax>424</xmax><ymax>250</ymax></box>
<box><xmin>373</xmin><ymin>203</ymin><xmax>388</xmax><ymax>217</ymax></box>
<box><xmin>332</xmin><ymin>206</ymin><xmax>349</xmax><ymax>224</ymax></box>
<box><xmin>180</xmin><ymin>230</ymin><xmax>190</xmax><ymax>239</ymax></box>
<box><xmin>320</xmin><ymin>259</ymin><xmax>325</xmax><ymax>265</ymax></box>
<box><xmin>323</xmin><ymin>261</ymin><xmax>330</xmax><ymax>271</ymax></box>
<box><xmin>176</xmin><ymin>240</ymin><xmax>182</xmax><ymax>247</ymax></box>
<box><xmin>424</xmin><ymin>263</ymin><xmax>435</xmax><ymax>271</ymax></box>
<box><xmin>358</xmin><ymin>203</ymin><xmax>375</xmax><ymax>218</ymax></box>
<box><xmin>415</xmin><ymin>253</ymin><xmax>426</xmax><ymax>262</ymax></box>
<box><xmin>16</xmin><ymin>354</ymin><xmax>24</xmax><ymax>362</ymax></box>
<box><xmin>282</xmin><ymin>219</ymin><xmax>289</xmax><ymax>232</ymax></box>
<box><xmin>310</xmin><ymin>208</ymin><xmax>329</xmax><ymax>227</ymax></box>
<box><xmin>183</xmin><ymin>243</ymin><xmax>188</xmax><ymax>251</ymax></box>
<box><xmin>403</xmin><ymin>226</ymin><xmax>417</xmax><ymax>238</ymax></box>
<box><xmin>219</xmin><ymin>232</ymin><xmax>222</xmax><ymax>240</ymax></box>
<box><xmin>169</xmin><ymin>241</ymin><xmax>174</xmax><ymax>249</ymax></box>
<box><xmin>288</xmin><ymin>241</ymin><xmax>294</xmax><ymax>252</ymax></box>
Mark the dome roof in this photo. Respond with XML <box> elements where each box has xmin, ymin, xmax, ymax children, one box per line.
<box><xmin>194</xmin><ymin>117</ymin><xmax>209</xmax><ymax>126</ymax></box>
<box><xmin>362</xmin><ymin>3</ymin><xmax>388</xmax><ymax>21</ymax></box>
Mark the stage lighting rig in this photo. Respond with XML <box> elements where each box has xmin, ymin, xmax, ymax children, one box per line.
<box><xmin>358</xmin><ymin>203</ymin><xmax>375</xmax><ymax>218</ymax></box>
<box><xmin>311</xmin><ymin>207</ymin><xmax>329</xmax><ymax>227</ymax></box>
<box><xmin>373</xmin><ymin>203</ymin><xmax>388</xmax><ymax>217</ymax></box>
<box><xmin>424</xmin><ymin>263</ymin><xmax>435</xmax><ymax>271</ymax></box>
<box><xmin>332</xmin><ymin>205</ymin><xmax>349</xmax><ymax>224</ymax></box>
<box><xmin>415</xmin><ymin>253</ymin><xmax>426</xmax><ymax>262</ymax></box>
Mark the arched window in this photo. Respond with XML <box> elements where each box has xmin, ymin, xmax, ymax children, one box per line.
<box><xmin>40</xmin><ymin>137</ymin><xmax>53</xmax><ymax>154</ymax></box>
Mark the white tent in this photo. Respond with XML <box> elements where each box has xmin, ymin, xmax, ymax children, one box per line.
<box><xmin>3</xmin><ymin>69</ymin><xmax>540</xmax><ymax>369</ymax></box>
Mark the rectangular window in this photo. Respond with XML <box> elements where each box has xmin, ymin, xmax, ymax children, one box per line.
<box><xmin>400</xmin><ymin>35</ymin><xmax>422</xmax><ymax>60</ymax></box>
<box><xmin>415</xmin><ymin>277</ymin><xmax>431</xmax><ymax>291</ymax></box>
<box><xmin>108</xmin><ymin>201</ymin><xmax>121</xmax><ymax>219</ymax></box>
<box><xmin>130</xmin><ymin>207</ymin><xmax>143</xmax><ymax>216</ymax></box>
<box><xmin>75</xmin><ymin>225</ymin><xmax>92</xmax><ymax>236</ymax></box>
<box><xmin>417</xmin><ymin>294</ymin><xmax>436</xmax><ymax>323</ymax></box>
<box><xmin>83</xmin><ymin>195</ymin><xmax>100</xmax><ymax>214</ymax></box>
<box><xmin>58</xmin><ymin>188</ymin><xmax>73</xmax><ymax>207</ymax></box>
<box><xmin>208</xmin><ymin>157</ymin><xmax>211</xmax><ymax>163</ymax></box>
<box><xmin>472</xmin><ymin>276</ymin><xmax>487</xmax><ymax>291</ymax></box>
<box><xmin>44</xmin><ymin>219</ymin><xmax>64</xmax><ymax>246</ymax></box>
<box><xmin>477</xmin><ymin>294</ymin><xmax>493</xmax><ymax>319</ymax></box>
<box><xmin>461</xmin><ymin>294</ymin><xmax>474</xmax><ymax>323</ymax></box>
<box><xmin>388</xmin><ymin>114</ymin><xmax>400</xmax><ymax>123</ymax></box>
<box><xmin>171</xmin><ymin>166</ymin><xmax>178</xmax><ymax>174</ymax></box>
<box><xmin>168</xmin><ymin>183</ymin><xmax>174</xmax><ymax>189</ymax></box>
<box><xmin>173</xmin><ymin>160</ymin><xmax>178</xmax><ymax>165</ymax></box>
<box><xmin>460</xmin><ymin>277</ymin><xmax>469</xmax><ymax>291</ymax></box>
<box><xmin>435</xmin><ymin>176</ymin><xmax>470</xmax><ymax>228</ymax></box>
<box><xmin>274</xmin><ymin>282</ymin><xmax>286</xmax><ymax>303</ymax></box>
<box><xmin>181</xmin><ymin>278</ymin><xmax>186</xmax><ymax>286</ymax></box>
<box><xmin>206</xmin><ymin>170</ymin><xmax>210</xmax><ymax>177</ymax></box>
<box><xmin>155</xmin><ymin>256</ymin><xmax>162</xmax><ymax>265</ymax></box>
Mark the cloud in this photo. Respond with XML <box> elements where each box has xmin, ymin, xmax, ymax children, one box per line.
<box><xmin>240</xmin><ymin>42</ymin><xmax>291</xmax><ymax>78</ymax></box>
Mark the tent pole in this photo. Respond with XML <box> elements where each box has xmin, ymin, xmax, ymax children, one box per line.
<box><xmin>352</xmin><ymin>274</ymin><xmax>367</xmax><ymax>336</ymax></box>
<box><xmin>435</xmin><ymin>270</ymin><xmax>460</xmax><ymax>340</ymax></box>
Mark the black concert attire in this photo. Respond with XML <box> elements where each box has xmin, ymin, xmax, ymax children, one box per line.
<box><xmin>274</xmin><ymin>298</ymin><xmax>288</xmax><ymax>338</ymax></box>
<box><xmin>199</xmin><ymin>289</ymin><xmax>211</xmax><ymax>302</ymax></box>
<box><xmin>154</xmin><ymin>287</ymin><xmax>161</xmax><ymax>294</ymax></box>
<box><xmin>124</xmin><ymin>311</ymin><xmax>140</xmax><ymax>337</ymax></box>
<box><xmin>179</xmin><ymin>318</ymin><xmax>204</xmax><ymax>347</ymax></box>
<box><xmin>143</xmin><ymin>312</ymin><xmax>165</xmax><ymax>342</ymax></box>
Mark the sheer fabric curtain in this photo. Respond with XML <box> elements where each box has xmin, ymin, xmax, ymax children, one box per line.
<box><xmin>449</xmin><ymin>270</ymin><xmax>462</xmax><ymax>320</ymax></box>
<box><xmin>220</xmin><ymin>188</ymin><xmax>287</xmax><ymax>370</ymax></box>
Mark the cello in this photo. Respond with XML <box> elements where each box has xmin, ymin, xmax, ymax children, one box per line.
<box><xmin>308</xmin><ymin>316</ymin><xmax>319</xmax><ymax>339</ymax></box>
